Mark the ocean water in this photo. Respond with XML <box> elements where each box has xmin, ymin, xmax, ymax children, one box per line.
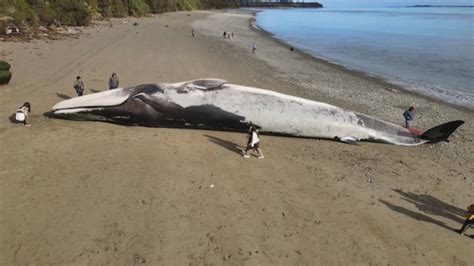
<box><xmin>256</xmin><ymin>7</ymin><xmax>474</xmax><ymax>109</ymax></box>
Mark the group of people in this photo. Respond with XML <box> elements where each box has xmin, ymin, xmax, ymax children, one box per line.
<box><xmin>73</xmin><ymin>73</ymin><xmax>120</xmax><ymax>97</ymax></box>
<box><xmin>221</xmin><ymin>30</ymin><xmax>258</xmax><ymax>54</ymax></box>
<box><xmin>14</xmin><ymin>73</ymin><xmax>120</xmax><ymax>126</ymax></box>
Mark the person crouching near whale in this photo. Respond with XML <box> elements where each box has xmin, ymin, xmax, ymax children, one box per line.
<box><xmin>403</xmin><ymin>105</ymin><xmax>415</xmax><ymax>128</ymax></box>
<box><xmin>15</xmin><ymin>102</ymin><xmax>31</xmax><ymax>126</ymax></box>
<box><xmin>109</xmin><ymin>73</ymin><xmax>119</xmax><ymax>90</ymax></box>
<box><xmin>242</xmin><ymin>123</ymin><xmax>264</xmax><ymax>159</ymax></box>
<box><xmin>456</xmin><ymin>204</ymin><xmax>474</xmax><ymax>236</ymax></box>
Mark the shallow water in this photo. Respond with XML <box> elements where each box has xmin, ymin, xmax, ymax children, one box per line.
<box><xmin>256</xmin><ymin>7</ymin><xmax>474</xmax><ymax>109</ymax></box>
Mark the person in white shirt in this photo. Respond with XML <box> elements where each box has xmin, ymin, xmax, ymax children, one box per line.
<box><xmin>16</xmin><ymin>102</ymin><xmax>31</xmax><ymax>126</ymax></box>
<box><xmin>242</xmin><ymin>123</ymin><xmax>264</xmax><ymax>159</ymax></box>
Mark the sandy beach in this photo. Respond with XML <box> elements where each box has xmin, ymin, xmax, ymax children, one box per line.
<box><xmin>0</xmin><ymin>10</ymin><xmax>473</xmax><ymax>265</ymax></box>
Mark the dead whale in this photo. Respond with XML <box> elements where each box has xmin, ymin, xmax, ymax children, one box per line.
<box><xmin>51</xmin><ymin>79</ymin><xmax>464</xmax><ymax>146</ymax></box>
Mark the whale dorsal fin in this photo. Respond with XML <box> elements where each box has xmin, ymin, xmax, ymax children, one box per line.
<box><xmin>187</xmin><ymin>79</ymin><xmax>228</xmax><ymax>90</ymax></box>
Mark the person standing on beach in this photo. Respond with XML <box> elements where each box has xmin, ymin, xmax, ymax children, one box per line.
<box><xmin>252</xmin><ymin>42</ymin><xmax>257</xmax><ymax>53</ymax></box>
<box><xmin>223</xmin><ymin>31</ymin><xmax>227</xmax><ymax>38</ymax></box>
<box><xmin>456</xmin><ymin>204</ymin><xmax>474</xmax><ymax>236</ymax></box>
<box><xmin>73</xmin><ymin>76</ymin><xmax>85</xmax><ymax>96</ymax></box>
<box><xmin>403</xmin><ymin>105</ymin><xmax>416</xmax><ymax>128</ymax></box>
<box><xmin>109</xmin><ymin>73</ymin><xmax>119</xmax><ymax>90</ymax></box>
<box><xmin>191</xmin><ymin>29</ymin><xmax>195</xmax><ymax>37</ymax></box>
<box><xmin>242</xmin><ymin>123</ymin><xmax>264</xmax><ymax>159</ymax></box>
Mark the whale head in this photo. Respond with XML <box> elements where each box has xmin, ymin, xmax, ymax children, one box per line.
<box><xmin>52</xmin><ymin>84</ymin><xmax>168</xmax><ymax>125</ymax></box>
<box><xmin>51</xmin><ymin>79</ymin><xmax>241</xmax><ymax>127</ymax></box>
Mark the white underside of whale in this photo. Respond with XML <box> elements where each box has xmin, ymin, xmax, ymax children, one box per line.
<box><xmin>162</xmin><ymin>82</ymin><xmax>423</xmax><ymax>146</ymax></box>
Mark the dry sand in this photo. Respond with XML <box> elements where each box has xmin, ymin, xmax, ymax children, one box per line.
<box><xmin>0</xmin><ymin>10</ymin><xmax>473</xmax><ymax>265</ymax></box>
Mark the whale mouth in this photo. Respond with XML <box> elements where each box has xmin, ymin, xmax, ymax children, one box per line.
<box><xmin>52</xmin><ymin>88</ymin><xmax>132</xmax><ymax>114</ymax></box>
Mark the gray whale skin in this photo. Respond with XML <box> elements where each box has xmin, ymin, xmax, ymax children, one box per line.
<box><xmin>51</xmin><ymin>79</ymin><xmax>464</xmax><ymax>146</ymax></box>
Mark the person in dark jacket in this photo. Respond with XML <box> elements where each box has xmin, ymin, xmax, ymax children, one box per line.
<box><xmin>109</xmin><ymin>73</ymin><xmax>119</xmax><ymax>90</ymax></box>
<box><xmin>403</xmin><ymin>106</ymin><xmax>416</xmax><ymax>128</ymax></box>
<box><xmin>73</xmin><ymin>76</ymin><xmax>85</xmax><ymax>96</ymax></box>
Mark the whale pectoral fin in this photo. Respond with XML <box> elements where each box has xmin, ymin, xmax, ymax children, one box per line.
<box><xmin>338</xmin><ymin>136</ymin><xmax>359</xmax><ymax>144</ymax></box>
<box><xmin>188</xmin><ymin>79</ymin><xmax>228</xmax><ymax>90</ymax></box>
<box><xmin>420</xmin><ymin>120</ymin><xmax>464</xmax><ymax>143</ymax></box>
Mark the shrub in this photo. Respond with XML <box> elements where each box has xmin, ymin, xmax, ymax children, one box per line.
<box><xmin>0</xmin><ymin>0</ymin><xmax>39</xmax><ymax>25</ymax></box>
<box><xmin>127</xmin><ymin>0</ymin><xmax>150</xmax><ymax>16</ymax></box>
<box><xmin>0</xmin><ymin>70</ymin><xmax>12</xmax><ymax>85</ymax></box>
<box><xmin>0</xmin><ymin>60</ymin><xmax>11</xmax><ymax>71</ymax></box>
<box><xmin>49</xmin><ymin>0</ymin><xmax>92</xmax><ymax>26</ymax></box>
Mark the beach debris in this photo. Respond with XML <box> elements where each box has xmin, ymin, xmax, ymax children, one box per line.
<box><xmin>122</xmin><ymin>19</ymin><xmax>129</xmax><ymax>24</ymax></box>
<box><xmin>4</xmin><ymin>24</ymin><xmax>20</xmax><ymax>35</ymax></box>
<box><xmin>165</xmin><ymin>24</ymin><xmax>169</xmax><ymax>28</ymax></box>
<box><xmin>210</xmin><ymin>184</ymin><xmax>214</xmax><ymax>188</ymax></box>
<box><xmin>290</xmin><ymin>47</ymin><xmax>295</xmax><ymax>51</ymax></box>
<box><xmin>366</xmin><ymin>173</ymin><xmax>373</xmax><ymax>184</ymax></box>
<box><xmin>385</xmin><ymin>87</ymin><xmax>398</xmax><ymax>93</ymax></box>
<box><xmin>133</xmin><ymin>253</ymin><xmax>146</xmax><ymax>264</ymax></box>
<box><xmin>133</xmin><ymin>22</ymin><xmax>139</xmax><ymax>26</ymax></box>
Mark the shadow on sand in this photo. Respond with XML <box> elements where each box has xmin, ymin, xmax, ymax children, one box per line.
<box><xmin>8</xmin><ymin>113</ymin><xmax>17</xmax><ymax>124</ymax></box>
<box><xmin>205</xmin><ymin>134</ymin><xmax>243</xmax><ymax>155</ymax></box>
<box><xmin>394</xmin><ymin>189</ymin><xmax>466</xmax><ymax>224</ymax></box>
<box><xmin>90</xmin><ymin>89</ymin><xmax>102</xmax><ymax>93</ymax></box>
<box><xmin>379</xmin><ymin>189</ymin><xmax>468</xmax><ymax>232</ymax></box>
<box><xmin>56</xmin><ymin>93</ymin><xmax>72</xmax><ymax>100</ymax></box>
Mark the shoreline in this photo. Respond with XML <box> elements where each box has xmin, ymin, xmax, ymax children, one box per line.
<box><xmin>247</xmin><ymin>9</ymin><xmax>473</xmax><ymax>113</ymax></box>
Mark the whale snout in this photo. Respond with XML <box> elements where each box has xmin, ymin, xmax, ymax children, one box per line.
<box><xmin>52</xmin><ymin>88</ymin><xmax>133</xmax><ymax>118</ymax></box>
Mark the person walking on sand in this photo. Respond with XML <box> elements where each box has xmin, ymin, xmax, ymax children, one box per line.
<box><xmin>15</xmin><ymin>102</ymin><xmax>31</xmax><ymax>126</ymax></box>
<box><xmin>456</xmin><ymin>204</ymin><xmax>474</xmax><ymax>236</ymax></box>
<box><xmin>403</xmin><ymin>105</ymin><xmax>416</xmax><ymax>128</ymax></box>
<box><xmin>242</xmin><ymin>123</ymin><xmax>264</xmax><ymax>159</ymax></box>
<box><xmin>109</xmin><ymin>73</ymin><xmax>119</xmax><ymax>90</ymax></box>
<box><xmin>73</xmin><ymin>76</ymin><xmax>85</xmax><ymax>96</ymax></box>
<box><xmin>252</xmin><ymin>42</ymin><xmax>257</xmax><ymax>53</ymax></box>
<box><xmin>191</xmin><ymin>29</ymin><xmax>195</xmax><ymax>37</ymax></box>
<box><xmin>223</xmin><ymin>31</ymin><xmax>227</xmax><ymax>38</ymax></box>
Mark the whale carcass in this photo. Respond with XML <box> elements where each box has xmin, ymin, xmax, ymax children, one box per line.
<box><xmin>51</xmin><ymin>79</ymin><xmax>464</xmax><ymax>146</ymax></box>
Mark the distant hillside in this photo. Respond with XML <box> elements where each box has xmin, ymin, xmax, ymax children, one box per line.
<box><xmin>240</xmin><ymin>2</ymin><xmax>323</xmax><ymax>8</ymax></box>
<box><xmin>0</xmin><ymin>0</ymin><xmax>239</xmax><ymax>27</ymax></box>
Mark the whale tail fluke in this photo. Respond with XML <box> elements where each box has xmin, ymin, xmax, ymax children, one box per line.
<box><xmin>419</xmin><ymin>120</ymin><xmax>464</xmax><ymax>143</ymax></box>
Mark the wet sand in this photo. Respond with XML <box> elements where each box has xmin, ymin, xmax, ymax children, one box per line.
<box><xmin>0</xmin><ymin>11</ymin><xmax>473</xmax><ymax>265</ymax></box>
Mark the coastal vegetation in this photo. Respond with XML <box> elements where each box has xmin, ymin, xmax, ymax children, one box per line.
<box><xmin>0</xmin><ymin>0</ymin><xmax>239</xmax><ymax>27</ymax></box>
<box><xmin>0</xmin><ymin>60</ymin><xmax>12</xmax><ymax>85</ymax></box>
